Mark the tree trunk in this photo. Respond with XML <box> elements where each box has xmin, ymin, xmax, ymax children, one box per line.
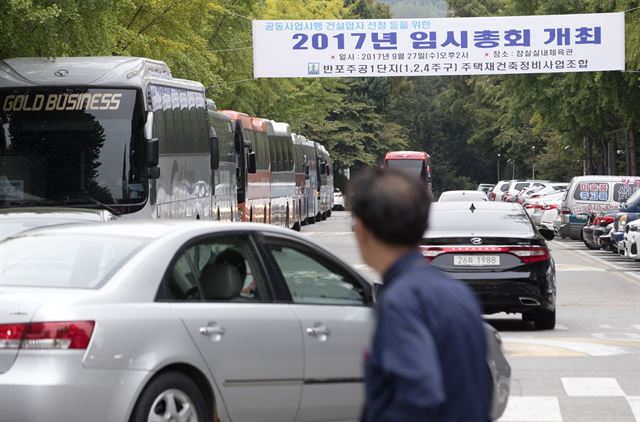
<box><xmin>629</xmin><ymin>129</ymin><xmax>638</xmax><ymax>176</ymax></box>
<box><xmin>584</xmin><ymin>136</ymin><xmax>592</xmax><ymax>175</ymax></box>
<box><xmin>607</xmin><ymin>141</ymin><xmax>617</xmax><ymax>175</ymax></box>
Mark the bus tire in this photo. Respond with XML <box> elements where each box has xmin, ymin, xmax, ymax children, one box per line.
<box><xmin>327</xmin><ymin>210</ymin><xmax>332</xmax><ymax>218</ymax></box>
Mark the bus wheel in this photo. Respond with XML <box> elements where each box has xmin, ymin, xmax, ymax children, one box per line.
<box><xmin>327</xmin><ymin>210</ymin><xmax>332</xmax><ymax>218</ymax></box>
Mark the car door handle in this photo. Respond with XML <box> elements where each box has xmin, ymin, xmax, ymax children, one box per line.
<box><xmin>306</xmin><ymin>324</ymin><xmax>331</xmax><ymax>337</ymax></box>
<box><xmin>199</xmin><ymin>323</ymin><xmax>226</xmax><ymax>341</ymax></box>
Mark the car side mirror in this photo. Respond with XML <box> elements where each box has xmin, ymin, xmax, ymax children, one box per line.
<box><xmin>146</xmin><ymin>137</ymin><xmax>160</xmax><ymax>179</ymax></box>
<box><xmin>372</xmin><ymin>282</ymin><xmax>383</xmax><ymax>304</ymax></box>
<box><xmin>620</xmin><ymin>203</ymin><xmax>627</xmax><ymax>211</ymax></box>
<box><xmin>247</xmin><ymin>151</ymin><xmax>257</xmax><ymax>174</ymax></box>
<box><xmin>209</xmin><ymin>129</ymin><xmax>220</xmax><ymax>170</ymax></box>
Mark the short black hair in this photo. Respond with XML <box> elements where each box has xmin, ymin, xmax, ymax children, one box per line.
<box><xmin>349</xmin><ymin>167</ymin><xmax>430</xmax><ymax>246</ymax></box>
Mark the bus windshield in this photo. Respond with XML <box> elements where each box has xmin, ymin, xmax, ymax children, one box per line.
<box><xmin>386</xmin><ymin>159</ymin><xmax>424</xmax><ymax>176</ymax></box>
<box><xmin>0</xmin><ymin>88</ymin><xmax>146</xmax><ymax>208</ymax></box>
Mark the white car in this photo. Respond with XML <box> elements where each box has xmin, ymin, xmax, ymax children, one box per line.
<box><xmin>438</xmin><ymin>190</ymin><xmax>488</xmax><ymax>202</ymax></box>
<box><xmin>0</xmin><ymin>220</ymin><xmax>511</xmax><ymax>422</ymax></box>
<box><xmin>333</xmin><ymin>188</ymin><xmax>345</xmax><ymax>211</ymax></box>
<box><xmin>525</xmin><ymin>191</ymin><xmax>566</xmax><ymax>227</ymax></box>
<box><xmin>623</xmin><ymin>219</ymin><xmax>640</xmax><ymax>260</ymax></box>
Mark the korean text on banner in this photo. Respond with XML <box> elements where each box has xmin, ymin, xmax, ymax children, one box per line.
<box><xmin>252</xmin><ymin>13</ymin><xmax>625</xmax><ymax>78</ymax></box>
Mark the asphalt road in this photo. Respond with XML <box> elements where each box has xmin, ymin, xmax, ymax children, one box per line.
<box><xmin>302</xmin><ymin>211</ymin><xmax>640</xmax><ymax>422</ymax></box>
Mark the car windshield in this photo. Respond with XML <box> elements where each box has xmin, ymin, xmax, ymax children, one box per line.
<box><xmin>428</xmin><ymin>206</ymin><xmax>534</xmax><ymax>234</ymax></box>
<box><xmin>0</xmin><ymin>234</ymin><xmax>148</xmax><ymax>288</ymax></box>
<box><xmin>386</xmin><ymin>159</ymin><xmax>423</xmax><ymax>176</ymax></box>
<box><xmin>0</xmin><ymin>88</ymin><xmax>146</xmax><ymax>208</ymax></box>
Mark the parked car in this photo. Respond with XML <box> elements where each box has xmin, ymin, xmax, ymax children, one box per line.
<box><xmin>503</xmin><ymin>180</ymin><xmax>549</xmax><ymax>203</ymax></box>
<box><xmin>489</xmin><ymin>180</ymin><xmax>515</xmax><ymax>201</ymax></box>
<box><xmin>559</xmin><ymin>176</ymin><xmax>640</xmax><ymax>240</ymax></box>
<box><xmin>609</xmin><ymin>189</ymin><xmax>640</xmax><ymax>254</ymax></box>
<box><xmin>0</xmin><ymin>221</ymin><xmax>510</xmax><ymax>422</ymax></box>
<box><xmin>439</xmin><ymin>190</ymin><xmax>488</xmax><ymax>202</ymax></box>
<box><xmin>527</xmin><ymin>191</ymin><xmax>565</xmax><ymax>228</ymax></box>
<box><xmin>582</xmin><ymin>211</ymin><xmax>616</xmax><ymax>250</ymax></box>
<box><xmin>623</xmin><ymin>219</ymin><xmax>640</xmax><ymax>260</ymax></box>
<box><xmin>333</xmin><ymin>188</ymin><xmax>345</xmax><ymax>211</ymax></box>
<box><xmin>421</xmin><ymin>202</ymin><xmax>556</xmax><ymax>329</ymax></box>
<box><xmin>478</xmin><ymin>184</ymin><xmax>495</xmax><ymax>195</ymax></box>
<box><xmin>0</xmin><ymin>207</ymin><xmax>114</xmax><ymax>241</ymax></box>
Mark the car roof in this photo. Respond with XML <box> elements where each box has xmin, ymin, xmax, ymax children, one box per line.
<box><xmin>13</xmin><ymin>220</ymin><xmax>306</xmax><ymax>241</ymax></box>
<box><xmin>0</xmin><ymin>207</ymin><xmax>109</xmax><ymax>220</ymax></box>
<box><xmin>431</xmin><ymin>201</ymin><xmax>524</xmax><ymax>212</ymax></box>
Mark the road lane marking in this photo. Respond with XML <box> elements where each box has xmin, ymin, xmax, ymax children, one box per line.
<box><xmin>627</xmin><ymin>396</ymin><xmax>640</xmax><ymax>422</ymax></box>
<box><xmin>564</xmin><ymin>247</ymin><xmax>640</xmax><ymax>286</ymax></box>
<box><xmin>503</xmin><ymin>338</ymin><xmax>636</xmax><ymax>357</ymax></box>
<box><xmin>498</xmin><ymin>396</ymin><xmax>562</xmax><ymax>422</ymax></box>
<box><xmin>562</xmin><ymin>377</ymin><xmax>625</xmax><ymax>397</ymax></box>
<box><xmin>555</xmin><ymin>264</ymin><xmax>605</xmax><ymax>272</ymax></box>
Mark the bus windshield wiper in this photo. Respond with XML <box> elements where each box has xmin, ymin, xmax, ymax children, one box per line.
<box><xmin>62</xmin><ymin>193</ymin><xmax>121</xmax><ymax>217</ymax></box>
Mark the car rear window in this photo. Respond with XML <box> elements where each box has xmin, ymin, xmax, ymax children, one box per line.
<box><xmin>514</xmin><ymin>182</ymin><xmax>530</xmax><ymax>191</ymax></box>
<box><xmin>500</xmin><ymin>183</ymin><xmax>511</xmax><ymax>192</ymax></box>
<box><xmin>428</xmin><ymin>208</ymin><xmax>534</xmax><ymax>234</ymax></box>
<box><xmin>0</xmin><ymin>234</ymin><xmax>148</xmax><ymax>289</ymax></box>
<box><xmin>613</xmin><ymin>183</ymin><xmax>640</xmax><ymax>203</ymax></box>
<box><xmin>573</xmin><ymin>182</ymin><xmax>610</xmax><ymax>202</ymax></box>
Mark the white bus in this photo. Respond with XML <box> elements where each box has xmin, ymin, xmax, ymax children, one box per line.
<box><xmin>0</xmin><ymin>56</ymin><xmax>237</xmax><ymax>220</ymax></box>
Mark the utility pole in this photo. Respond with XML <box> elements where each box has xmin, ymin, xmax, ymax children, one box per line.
<box><xmin>532</xmin><ymin>146</ymin><xmax>536</xmax><ymax>179</ymax></box>
<box><xmin>497</xmin><ymin>153</ymin><xmax>501</xmax><ymax>181</ymax></box>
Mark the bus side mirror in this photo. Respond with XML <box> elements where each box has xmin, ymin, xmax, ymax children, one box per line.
<box><xmin>320</xmin><ymin>162</ymin><xmax>327</xmax><ymax>174</ymax></box>
<box><xmin>305</xmin><ymin>164</ymin><xmax>310</xmax><ymax>179</ymax></box>
<box><xmin>209</xmin><ymin>130</ymin><xmax>220</xmax><ymax>170</ymax></box>
<box><xmin>233</xmin><ymin>121</ymin><xmax>243</xmax><ymax>154</ymax></box>
<box><xmin>326</xmin><ymin>165</ymin><xmax>331</xmax><ymax>176</ymax></box>
<box><xmin>247</xmin><ymin>151</ymin><xmax>257</xmax><ymax>174</ymax></box>
<box><xmin>146</xmin><ymin>138</ymin><xmax>160</xmax><ymax>179</ymax></box>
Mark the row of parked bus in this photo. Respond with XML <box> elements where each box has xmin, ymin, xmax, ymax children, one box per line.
<box><xmin>0</xmin><ymin>56</ymin><xmax>334</xmax><ymax>229</ymax></box>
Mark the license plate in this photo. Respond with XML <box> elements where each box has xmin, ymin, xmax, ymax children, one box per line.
<box><xmin>453</xmin><ymin>255</ymin><xmax>501</xmax><ymax>266</ymax></box>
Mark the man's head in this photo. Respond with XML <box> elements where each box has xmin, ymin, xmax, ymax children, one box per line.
<box><xmin>349</xmin><ymin>167</ymin><xmax>430</xmax><ymax>273</ymax></box>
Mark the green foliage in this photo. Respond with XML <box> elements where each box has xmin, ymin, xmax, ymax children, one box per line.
<box><xmin>1</xmin><ymin>0</ymin><xmax>638</xmax><ymax>189</ymax></box>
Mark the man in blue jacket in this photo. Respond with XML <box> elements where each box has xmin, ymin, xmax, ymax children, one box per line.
<box><xmin>350</xmin><ymin>167</ymin><xmax>491</xmax><ymax>422</ymax></box>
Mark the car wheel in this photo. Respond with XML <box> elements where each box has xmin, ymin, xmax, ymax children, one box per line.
<box><xmin>583</xmin><ymin>239</ymin><xmax>600</xmax><ymax>250</ymax></box>
<box><xmin>132</xmin><ymin>371</ymin><xmax>209</xmax><ymax>422</ymax></box>
<box><xmin>522</xmin><ymin>313</ymin><xmax>535</xmax><ymax>322</ymax></box>
<box><xmin>534</xmin><ymin>309</ymin><xmax>556</xmax><ymax>330</ymax></box>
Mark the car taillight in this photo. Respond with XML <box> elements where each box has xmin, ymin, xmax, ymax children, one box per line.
<box><xmin>544</xmin><ymin>204</ymin><xmax>558</xmax><ymax>211</ymax></box>
<box><xmin>509</xmin><ymin>247</ymin><xmax>550</xmax><ymax>264</ymax></box>
<box><xmin>600</xmin><ymin>216</ymin><xmax>614</xmax><ymax>225</ymax></box>
<box><xmin>490</xmin><ymin>192</ymin><xmax>496</xmax><ymax>200</ymax></box>
<box><xmin>561</xmin><ymin>207</ymin><xmax>571</xmax><ymax>215</ymax></box>
<box><xmin>0</xmin><ymin>321</ymin><xmax>95</xmax><ymax>350</ymax></box>
<box><xmin>420</xmin><ymin>245</ymin><xmax>550</xmax><ymax>264</ymax></box>
<box><xmin>525</xmin><ymin>204</ymin><xmax>544</xmax><ymax>209</ymax></box>
<box><xmin>420</xmin><ymin>246</ymin><xmax>445</xmax><ymax>262</ymax></box>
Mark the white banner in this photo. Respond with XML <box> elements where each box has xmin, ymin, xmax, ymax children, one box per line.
<box><xmin>252</xmin><ymin>13</ymin><xmax>625</xmax><ymax>78</ymax></box>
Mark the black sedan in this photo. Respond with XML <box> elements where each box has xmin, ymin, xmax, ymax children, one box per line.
<box><xmin>421</xmin><ymin>202</ymin><xmax>556</xmax><ymax>329</ymax></box>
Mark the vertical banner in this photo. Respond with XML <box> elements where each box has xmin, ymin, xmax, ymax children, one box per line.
<box><xmin>252</xmin><ymin>13</ymin><xmax>625</xmax><ymax>78</ymax></box>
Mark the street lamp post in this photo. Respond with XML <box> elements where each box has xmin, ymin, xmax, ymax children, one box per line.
<box><xmin>531</xmin><ymin>146</ymin><xmax>536</xmax><ymax>179</ymax></box>
<box><xmin>497</xmin><ymin>153</ymin><xmax>501</xmax><ymax>181</ymax></box>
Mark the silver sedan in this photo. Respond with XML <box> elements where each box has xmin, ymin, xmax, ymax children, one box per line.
<box><xmin>0</xmin><ymin>221</ymin><xmax>509</xmax><ymax>422</ymax></box>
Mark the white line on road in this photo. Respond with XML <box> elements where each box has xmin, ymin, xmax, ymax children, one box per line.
<box><xmin>504</xmin><ymin>338</ymin><xmax>633</xmax><ymax>357</ymax></box>
<box><xmin>626</xmin><ymin>396</ymin><xmax>640</xmax><ymax>422</ymax></box>
<box><xmin>562</xmin><ymin>377</ymin><xmax>626</xmax><ymax>397</ymax></box>
<box><xmin>498</xmin><ymin>396</ymin><xmax>562</xmax><ymax>422</ymax></box>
